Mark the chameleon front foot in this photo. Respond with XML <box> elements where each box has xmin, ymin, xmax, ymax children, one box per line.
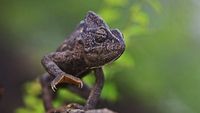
<box><xmin>51</xmin><ymin>74</ymin><xmax>83</xmax><ymax>92</ymax></box>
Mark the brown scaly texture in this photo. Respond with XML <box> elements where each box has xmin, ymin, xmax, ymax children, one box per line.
<box><xmin>40</xmin><ymin>11</ymin><xmax>125</xmax><ymax>112</ymax></box>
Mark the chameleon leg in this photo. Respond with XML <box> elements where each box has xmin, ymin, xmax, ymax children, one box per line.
<box><xmin>84</xmin><ymin>67</ymin><xmax>104</xmax><ymax>110</ymax></box>
<box><xmin>40</xmin><ymin>73</ymin><xmax>91</xmax><ymax>111</ymax></box>
<box><xmin>40</xmin><ymin>69</ymin><xmax>105</xmax><ymax>111</ymax></box>
<box><xmin>40</xmin><ymin>73</ymin><xmax>54</xmax><ymax>111</ymax></box>
<box><xmin>41</xmin><ymin>52</ymin><xmax>83</xmax><ymax>91</ymax></box>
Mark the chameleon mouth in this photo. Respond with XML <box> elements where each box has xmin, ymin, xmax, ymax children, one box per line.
<box><xmin>107</xmin><ymin>29</ymin><xmax>125</xmax><ymax>63</ymax></box>
<box><xmin>110</xmin><ymin>44</ymin><xmax>125</xmax><ymax>63</ymax></box>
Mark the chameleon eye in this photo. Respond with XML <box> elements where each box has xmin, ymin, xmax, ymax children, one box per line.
<box><xmin>95</xmin><ymin>34</ymin><xmax>106</xmax><ymax>43</ymax></box>
<box><xmin>96</xmin><ymin>27</ymin><xmax>107</xmax><ymax>35</ymax></box>
<box><xmin>95</xmin><ymin>28</ymin><xmax>107</xmax><ymax>43</ymax></box>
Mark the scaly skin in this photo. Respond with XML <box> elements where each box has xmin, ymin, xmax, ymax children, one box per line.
<box><xmin>41</xmin><ymin>11</ymin><xmax>125</xmax><ymax>112</ymax></box>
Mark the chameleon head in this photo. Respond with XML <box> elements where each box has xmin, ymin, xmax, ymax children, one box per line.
<box><xmin>81</xmin><ymin>11</ymin><xmax>125</xmax><ymax>67</ymax></box>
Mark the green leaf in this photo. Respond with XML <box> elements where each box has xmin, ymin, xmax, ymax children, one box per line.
<box><xmin>24</xmin><ymin>80</ymin><xmax>41</xmax><ymax>96</ymax></box>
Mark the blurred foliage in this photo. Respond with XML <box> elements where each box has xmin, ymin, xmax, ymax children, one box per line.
<box><xmin>0</xmin><ymin>0</ymin><xmax>199</xmax><ymax>113</ymax></box>
<box><xmin>15</xmin><ymin>81</ymin><xmax>44</xmax><ymax>113</ymax></box>
<box><xmin>14</xmin><ymin>0</ymin><xmax>156</xmax><ymax>112</ymax></box>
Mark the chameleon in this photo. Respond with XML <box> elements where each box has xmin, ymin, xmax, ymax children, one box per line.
<box><xmin>40</xmin><ymin>11</ymin><xmax>125</xmax><ymax>112</ymax></box>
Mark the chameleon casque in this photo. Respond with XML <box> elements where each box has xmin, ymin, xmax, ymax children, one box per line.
<box><xmin>40</xmin><ymin>11</ymin><xmax>125</xmax><ymax>112</ymax></box>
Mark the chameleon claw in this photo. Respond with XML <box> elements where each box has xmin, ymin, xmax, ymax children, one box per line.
<box><xmin>77</xmin><ymin>81</ymin><xmax>83</xmax><ymax>88</ymax></box>
<box><xmin>52</xmin><ymin>86</ymin><xmax>55</xmax><ymax>92</ymax></box>
<box><xmin>51</xmin><ymin>82</ymin><xmax>57</xmax><ymax>92</ymax></box>
<box><xmin>62</xmin><ymin>74</ymin><xmax>84</xmax><ymax>89</ymax></box>
<box><xmin>78</xmin><ymin>80</ymin><xmax>83</xmax><ymax>88</ymax></box>
<box><xmin>50</xmin><ymin>74</ymin><xmax>84</xmax><ymax>92</ymax></box>
<box><xmin>54</xmin><ymin>85</ymin><xmax>57</xmax><ymax>91</ymax></box>
<box><xmin>73</xmin><ymin>77</ymin><xmax>83</xmax><ymax>88</ymax></box>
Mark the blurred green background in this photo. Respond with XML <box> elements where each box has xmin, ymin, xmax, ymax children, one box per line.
<box><xmin>0</xmin><ymin>0</ymin><xmax>200</xmax><ymax>113</ymax></box>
